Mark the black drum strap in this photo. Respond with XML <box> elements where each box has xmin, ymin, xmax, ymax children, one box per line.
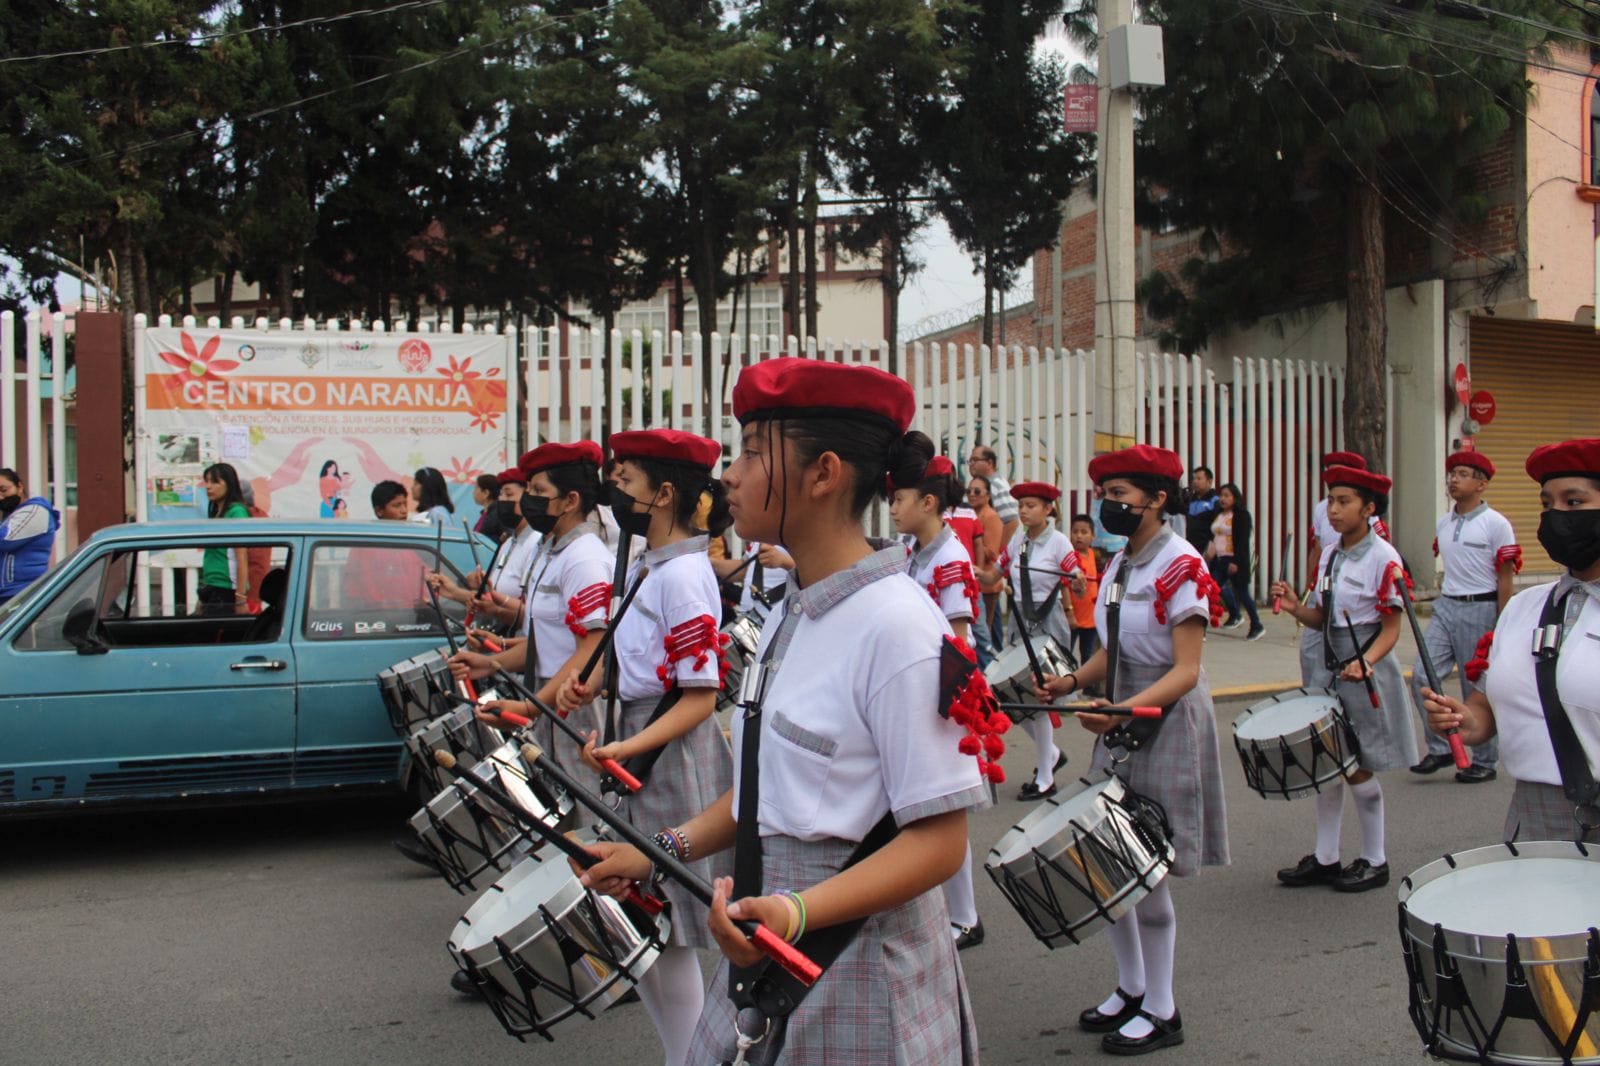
<box><xmin>612</xmin><ymin>687</ymin><xmax>685</xmax><ymax>788</ymax></box>
<box><xmin>1533</xmin><ymin>587</ymin><xmax>1600</xmax><ymax>814</ymax></box>
<box><xmin>1103</xmin><ymin>558</ymin><xmax>1128</xmax><ymax>703</ymax></box>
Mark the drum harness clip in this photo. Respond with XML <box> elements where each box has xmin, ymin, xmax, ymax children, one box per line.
<box><xmin>1532</xmin><ymin>587</ymin><xmax>1600</xmax><ymax>835</ymax></box>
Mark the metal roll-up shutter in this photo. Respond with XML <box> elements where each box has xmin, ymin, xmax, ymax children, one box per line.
<box><xmin>1468</xmin><ymin>316</ymin><xmax>1600</xmax><ymax>578</ymax></box>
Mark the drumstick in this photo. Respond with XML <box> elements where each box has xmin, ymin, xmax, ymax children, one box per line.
<box><xmin>995</xmin><ymin>702</ymin><xmax>1162</xmax><ymax>719</ymax></box>
<box><xmin>461</xmin><ymin>519</ymin><xmax>500</xmax><ymax>630</ymax></box>
<box><xmin>493</xmin><ymin>697</ymin><xmax>644</xmax><ymax>794</ymax></box>
<box><xmin>715</xmin><ymin>554</ymin><xmax>755</xmax><ymax>595</ymax></box>
<box><xmin>1273</xmin><ymin>532</ymin><xmax>1294</xmax><ymax>614</ymax></box>
<box><xmin>1341</xmin><ymin>611</ymin><xmax>1381</xmax><ymax>709</ymax></box>
<box><xmin>427</xmin><ymin>524</ymin><xmax>480</xmax><ymax>704</ymax></box>
<box><xmin>1007</xmin><ymin>591</ymin><xmax>1047</xmax><ymax>685</ymax></box>
<box><xmin>1393</xmin><ymin>571</ymin><xmax>1471</xmax><ymax>771</ymax></box>
<box><xmin>518</xmin><ymin>741</ymin><xmax>823</xmax><ymax>988</ymax></box>
<box><xmin>432</xmin><ymin>750</ymin><xmax>662</xmax><ymax>915</ymax></box>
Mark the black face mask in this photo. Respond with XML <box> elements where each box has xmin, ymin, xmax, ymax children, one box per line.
<box><xmin>1099</xmin><ymin>498</ymin><xmax>1147</xmax><ymax>538</ymax></box>
<box><xmin>519</xmin><ymin>493</ymin><xmax>560</xmax><ymax>535</ymax></box>
<box><xmin>1538</xmin><ymin>508</ymin><xmax>1600</xmax><ymax>573</ymax></box>
<box><xmin>0</xmin><ymin>495</ymin><xmax>19</xmax><ymax>517</ymax></box>
<box><xmin>608</xmin><ymin>484</ymin><xmax>656</xmax><ymax>538</ymax></box>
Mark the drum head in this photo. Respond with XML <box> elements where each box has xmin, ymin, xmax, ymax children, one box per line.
<box><xmin>988</xmin><ymin>776</ymin><xmax>1119</xmax><ymax>868</ymax></box>
<box><xmin>1234</xmin><ymin>689</ymin><xmax>1341</xmax><ymax>741</ymax></box>
<box><xmin>1402</xmin><ymin>843</ymin><xmax>1600</xmax><ymax>941</ymax></box>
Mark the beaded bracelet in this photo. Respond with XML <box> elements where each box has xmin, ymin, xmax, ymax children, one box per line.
<box><xmin>671</xmin><ymin>827</ymin><xmax>691</xmax><ymax>863</ymax></box>
<box><xmin>652</xmin><ymin>829</ymin><xmax>680</xmax><ymax>861</ymax></box>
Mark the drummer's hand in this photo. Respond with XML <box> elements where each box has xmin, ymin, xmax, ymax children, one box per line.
<box><xmin>464</xmin><ymin>567</ymin><xmax>485</xmax><ymax>590</ymax></box>
<box><xmin>1421</xmin><ymin>687</ymin><xmax>1469</xmax><ymax>736</ymax></box>
<box><xmin>449</xmin><ymin>649</ymin><xmax>497</xmax><ymax>681</ymax></box>
<box><xmin>708</xmin><ymin>877</ymin><xmax>778</xmax><ymax>968</ymax></box>
<box><xmin>556</xmin><ymin>676</ymin><xmax>594</xmax><ymax>714</ymax></box>
<box><xmin>579</xmin><ymin>731</ymin><xmax>607</xmax><ymax>775</ymax></box>
<box><xmin>1034</xmin><ymin>672</ymin><xmax>1077</xmax><ymax>701</ymax></box>
<box><xmin>575</xmin><ymin>841</ymin><xmax>652</xmax><ymax>897</ymax></box>
<box><xmin>1068</xmin><ymin>573</ymin><xmax>1088</xmax><ymax>598</ymax></box>
<box><xmin>757</xmin><ymin>543</ymin><xmax>793</xmax><ymax>570</ymax></box>
<box><xmin>591</xmin><ymin>739</ymin><xmax>632</xmax><ymax>764</ymax></box>
<box><xmin>1338</xmin><ymin>657</ymin><xmax>1371</xmax><ymax>683</ymax></box>
<box><xmin>424</xmin><ymin>570</ymin><xmax>446</xmax><ymax>592</ymax></box>
<box><xmin>475</xmin><ymin>698</ymin><xmax>534</xmax><ymax>729</ymax></box>
<box><xmin>1076</xmin><ymin>701</ymin><xmax>1116</xmax><ymax>735</ymax></box>
<box><xmin>1269</xmin><ymin>580</ymin><xmax>1295</xmax><ymax>605</ymax></box>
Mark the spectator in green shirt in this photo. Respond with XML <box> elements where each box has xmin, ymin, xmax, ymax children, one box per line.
<box><xmin>199</xmin><ymin>463</ymin><xmax>251</xmax><ymax>615</ymax></box>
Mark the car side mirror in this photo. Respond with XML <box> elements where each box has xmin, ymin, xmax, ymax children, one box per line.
<box><xmin>63</xmin><ymin>599</ymin><xmax>108</xmax><ymax>655</ymax></box>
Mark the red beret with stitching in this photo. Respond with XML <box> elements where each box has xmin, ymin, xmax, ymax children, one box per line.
<box><xmin>926</xmin><ymin>456</ymin><xmax>955</xmax><ymax>478</ymax></box>
<box><xmin>496</xmin><ymin>466</ymin><xmax>528</xmax><ymax>486</ymax></box>
<box><xmin>1445</xmin><ymin>450</ymin><xmax>1495</xmax><ymax>479</ymax></box>
<box><xmin>1321</xmin><ymin>451</ymin><xmax>1366</xmax><ymax>470</ymax></box>
<box><xmin>1525</xmin><ymin>438</ymin><xmax>1600</xmax><ymax>483</ymax></box>
<box><xmin>1010</xmin><ymin>481</ymin><xmax>1062</xmax><ymax>502</ymax></box>
<box><xmin>1087</xmin><ymin>445</ymin><xmax>1184</xmax><ymax>485</ymax></box>
<box><xmin>609</xmin><ymin>429</ymin><xmax>722</xmax><ymax>470</ymax></box>
<box><xmin>732</xmin><ymin>357</ymin><xmax>916</xmax><ymax>432</ymax></box>
<box><xmin>520</xmin><ymin>441</ymin><xmax>603</xmax><ymax>479</ymax></box>
<box><xmin>1324</xmin><ymin>465</ymin><xmax>1393</xmax><ymax>495</ymax></box>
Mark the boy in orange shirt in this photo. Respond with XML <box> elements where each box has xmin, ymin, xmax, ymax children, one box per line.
<box><xmin>1066</xmin><ymin>513</ymin><xmax>1101</xmax><ymax>664</ymax></box>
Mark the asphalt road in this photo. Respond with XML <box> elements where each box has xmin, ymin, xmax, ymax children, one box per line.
<box><xmin>2</xmin><ymin>698</ymin><xmax>1516</xmax><ymax>1065</ymax></box>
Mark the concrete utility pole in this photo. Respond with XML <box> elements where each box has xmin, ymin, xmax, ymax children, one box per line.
<box><xmin>1093</xmin><ymin>0</ymin><xmax>1137</xmax><ymax>452</ymax></box>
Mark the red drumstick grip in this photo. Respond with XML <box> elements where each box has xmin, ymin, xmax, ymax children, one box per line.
<box><xmin>481</xmin><ymin>637</ymin><xmax>503</xmax><ymax>654</ymax></box>
<box><xmin>496</xmin><ymin>709</ymin><xmax>644</xmax><ymax>793</ymax></box>
<box><xmin>1445</xmin><ymin>731</ymin><xmax>1470</xmax><ymax>771</ymax></box>
<box><xmin>751</xmin><ymin>923</ymin><xmax>823</xmax><ymax>987</ymax></box>
<box><xmin>1272</xmin><ymin>594</ymin><xmax>1282</xmax><ymax>615</ymax></box>
<box><xmin>1130</xmin><ymin>706</ymin><xmax>1162</xmax><ymax>719</ymax></box>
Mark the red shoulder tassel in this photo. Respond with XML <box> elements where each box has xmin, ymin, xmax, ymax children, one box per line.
<box><xmin>656</xmin><ymin>614</ymin><xmax>729</xmax><ymax>691</ymax></box>
<box><xmin>928</xmin><ymin>559</ymin><xmax>982</xmax><ymax>620</ymax></box>
<box><xmin>564</xmin><ymin>581</ymin><xmax>612</xmax><ymax>638</ymax></box>
<box><xmin>1152</xmin><ymin>554</ymin><xmax>1225</xmax><ymax>628</ymax></box>
<box><xmin>1375</xmin><ymin>562</ymin><xmax>1411</xmax><ymax>616</ymax></box>
<box><xmin>1495</xmin><ymin>545</ymin><xmax>1523</xmax><ymax>574</ymax></box>
<box><xmin>1464</xmin><ymin>630</ymin><xmax>1494</xmax><ymax>682</ymax></box>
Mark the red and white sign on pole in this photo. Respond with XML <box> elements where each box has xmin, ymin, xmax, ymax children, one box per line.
<box><xmin>1469</xmin><ymin>390</ymin><xmax>1497</xmax><ymax>425</ymax></box>
<box><xmin>1064</xmin><ymin>85</ymin><xmax>1099</xmax><ymax>133</ymax></box>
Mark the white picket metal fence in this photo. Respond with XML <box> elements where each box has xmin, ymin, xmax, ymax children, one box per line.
<box><xmin>0</xmin><ymin>309</ymin><xmax>72</xmax><ymax>557</ymax></box>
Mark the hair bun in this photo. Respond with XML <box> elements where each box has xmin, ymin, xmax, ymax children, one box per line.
<box><xmin>885</xmin><ymin>430</ymin><xmax>935</xmax><ymax>497</ymax></box>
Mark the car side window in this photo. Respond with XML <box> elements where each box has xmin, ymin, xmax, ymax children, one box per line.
<box><xmin>13</xmin><ymin>555</ymin><xmax>110</xmax><ymax>652</ymax></box>
<box><xmin>304</xmin><ymin>543</ymin><xmax>464</xmax><ymax>641</ymax></box>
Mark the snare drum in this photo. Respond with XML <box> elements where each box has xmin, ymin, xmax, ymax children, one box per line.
<box><xmin>378</xmin><ymin>666</ymin><xmax>409</xmax><ymax>736</ymax></box>
<box><xmin>1232</xmin><ymin>688</ymin><xmax>1358</xmax><ymax>801</ymax></box>
<box><xmin>411</xmin><ymin>742</ymin><xmax>574</xmax><ymax>892</ymax></box>
<box><xmin>450</xmin><ymin>851</ymin><xmax>669</xmax><ymax>1040</ymax></box>
<box><xmin>985</xmin><ymin>773</ymin><xmax>1173</xmax><ymax>948</ymax></box>
<box><xmin>716</xmin><ymin>613</ymin><xmax>764</xmax><ymax>714</ymax></box>
<box><xmin>406</xmin><ymin>704</ymin><xmax>503</xmax><ymax>794</ymax></box>
<box><xmin>1398</xmin><ymin>841</ymin><xmax>1600</xmax><ymax>1064</ymax></box>
<box><xmin>984</xmin><ymin>637</ymin><xmax>1075</xmax><ymax>708</ymax></box>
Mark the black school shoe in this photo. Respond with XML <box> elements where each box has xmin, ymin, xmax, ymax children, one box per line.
<box><xmin>1102</xmin><ymin>1009</ymin><xmax>1185</xmax><ymax>1055</ymax></box>
<box><xmin>1079</xmin><ymin>989</ymin><xmax>1144</xmax><ymax>1033</ymax></box>
<box><xmin>1016</xmin><ymin>781</ymin><xmax>1059</xmax><ymax>800</ymax></box>
<box><xmin>1410</xmin><ymin>753</ymin><xmax>1455</xmax><ymax>775</ymax></box>
<box><xmin>1332</xmin><ymin>859</ymin><xmax>1390</xmax><ymax>893</ymax></box>
<box><xmin>1456</xmin><ymin>764</ymin><xmax>1498</xmax><ymax>784</ymax></box>
<box><xmin>450</xmin><ymin>968</ymin><xmax>483</xmax><ymax>997</ymax></box>
<box><xmin>953</xmin><ymin>921</ymin><xmax>985</xmax><ymax>951</ymax></box>
<box><xmin>1276</xmin><ymin>854</ymin><xmax>1342</xmax><ymax>887</ymax></box>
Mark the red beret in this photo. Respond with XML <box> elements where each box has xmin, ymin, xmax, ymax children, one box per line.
<box><xmin>1445</xmin><ymin>451</ymin><xmax>1495</xmax><ymax>479</ymax></box>
<box><xmin>1087</xmin><ymin>445</ymin><xmax>1184</xmax><ymax>485</ymax></box>
<box><xmin>926</xmin><ymin>456</ymin><xmax>955</xmax><ymax>478</ymax></box>
<box><xmin>496</xmin><ymin>467</ymin><xmax>528</xmax><ymax>486</ymax></box>
<box><xmin>521</xmin><ymin>441</ymin><xmax>603</xmax><ymax>478</ymax></box>
<box><xmin>610</xmin><ymin>429</ymin><xmax>721</xmax><ymax>470</ymax></box>
<box><xmin>1321</xmin><ymin>451</ymin><xmax>1366</xmax><ymax>470</ymax></box>
<box><xmin>1324</xmin><ymin>465</ymin><xmax>1392</xmax><ymax>496</ymax></box>
<box><xmin>732</xmin><ymin>357</ymin><xmax>916</xmax><ymax>433</ymax></box>
<box><xmin>1010</xmin><ymin>481</ymin><xmax>1062</xmax><ymax>502</ymax></box>
<box><xmin>1525</xmin><ymin>438</ymin><xmax>1600</xmax><ymax>483</ymax></box>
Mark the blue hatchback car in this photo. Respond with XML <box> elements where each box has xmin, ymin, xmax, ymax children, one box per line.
<box><xmin>0</xmin><ymin>519</ymin><xmax>485</xmax><ymax>812</ymax></box>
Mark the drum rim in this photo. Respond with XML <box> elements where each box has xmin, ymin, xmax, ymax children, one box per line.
<box><xmin>985</xmin><ymin>773</ymin><xmax>1131</xmax><ymax>869</ymax></box>
<box><xmin>1232</xmin><ymin>687</ymin><xmax>1341</xmax><ymax>736</ymax></box>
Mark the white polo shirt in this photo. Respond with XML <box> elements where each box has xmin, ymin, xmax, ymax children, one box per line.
<box><xmin>730</xmin><ymin>547</ymin><xmax>988</xmax><ymax>842</ymax></box>
<box><xmin>613</xmin><ymin>535</ymin><xmax>724</xmax><ymax>702</ymax></box>
<box><xmin>737</xmin><ymin>541</ymin><xmax>790</xmax><ymax>615</ymax></box>
<box><xmin>1309</xmin><ymin>529</ymin><xmax>1406</xmax><ymax>627</ymax></box>
<box><xmin>1481</xmin><ymin>578</ymin><xmax>1600</xmax><ymax>786</ymax></box>
<box><xmin>907</xmin><ymin>525</ymin><xmax>978</xmax><ymax>623</ymax></box>
<box><xmin>1435</xmin><ymin>502</ymin><xmax>1518</xmax><ymax>597</ymax></box>
<box><xmin>488</xmin><ymin>525</ymin><xmax>540</xmax><ymax>604</ymax></box>
<box><xmin>1095</xmin><ymin>528</ymin><xmax>1215</xmax><ymax>666</ymax></box>
<box><xmin>524</xmin><ymin>526</ymin><xmax>613</xmax><ymax>679</ymax></box>
<box><xmin>1001</xmin><ymin>526</ymin><xmax>1081</xmax><ymax>610</ymax></box>
<box><xmin>1311</xmin><ymin>498</ymin><xmax>1383</xmax><ymax>551</ymax></box>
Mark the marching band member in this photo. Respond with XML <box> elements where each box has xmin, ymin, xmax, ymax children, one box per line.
<box><xmin>1408</xmin><ymin>450</ymin><xmax>1518</xmax><ymax>783</ymax></box>
<box><xmin>889</xmin><ymin>443</ymin><xmax>987</xmax><ymax>951</ymax></box>
<box><xmin>580</xmin><ymin>358</ymin><xmax>987</xmax><ymax>1064</ymax></box>
<box><xmin>1423</xmin><ymin>438</ymin><xmax>1600</xmax><ymax>844</ymax></box>
<box><xmin>1271</xmin><ymin>465</ymin><xmax>1417</xmax><ymax>893</ymax></box>
<box><xmin>429</xmin><ymin>466</ymin><xmax>539</xmax><ymax>633</ymax></box>
<box><xmin>1299</xmin><ymin>452</ymin><xmax>1389</xmax><ymax>684</ymax></box>
<box><xmin>556</xmin><ymin>429</ymin><xmax>734</xmax><ymax>1066</ymax></box>
<box><xmin>1036</xmin><ymin>444</ymin><xmax>1229</xmax><ymax>1055</ymax></box>
<box><xmin>985</xmin><ymin>479</ymin><xmax>1084</xmax><ymax>799</ymax></box>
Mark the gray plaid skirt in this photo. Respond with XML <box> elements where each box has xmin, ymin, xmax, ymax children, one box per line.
<box><xmin>1504</xmin><ymin>779</ymin><xmax>1598</xmax><ymax>844</ymax></box>
<box><xmin>1309</xmin><ymin>621</ymin><xmax>1420</xmax><ymax>773</ymax></box>
<box><xmin>525</xmin><ymin>675</ymin><xmax>601</xmax><ymax>799</ymax></box>
<box><xmin>1090</xmin><ymin>658</ymin><xmax>1230</xmax><ymax>877</ymax></box>
<box><xmin>688</xmin><ymin>833</ymin><xmax>979</xmax><ymax>1065</ymax></box>
<box><xmin>616</xmin><ymin>693</ymin><xmax>733</xmax><ymax>949</ymax></box>
<box><xmin>1298</xmin><ymin>627</ymin><xmax>1324</xmax><ymax>689</ymax></box>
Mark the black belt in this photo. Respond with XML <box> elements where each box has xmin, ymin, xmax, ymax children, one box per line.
<box><xmin>1443</xmin><ymin>592</ymin><xmax>1497</xmax><ymax>603</ymax></box>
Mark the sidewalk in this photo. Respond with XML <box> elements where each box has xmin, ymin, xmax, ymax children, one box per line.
<box><xmin>1203</xmin><ymin>606</ymin><xmax>1427</xmax><ymax>700</ymax></box>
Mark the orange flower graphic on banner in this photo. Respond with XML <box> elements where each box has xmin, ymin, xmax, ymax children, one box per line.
<box><xmin>436</xmin><ymin>354</ymin><xmax>501</xmax><ymax>385</ymax></box>
<box><xmin>469</xmin><ymin>405</ymin><xmax>500</xmax><ymax>433</ymax></box>
<box><xmin>158</xmin><ymin>332</ymin><xmax>239</xmax><ymax>388</ymax></box>
<box><xmin>443</xmin><ymin>457</ymin><xmax>482</xmax><ymax>484</ymax></box>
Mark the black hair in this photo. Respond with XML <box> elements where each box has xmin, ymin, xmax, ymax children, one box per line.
<box><xmin>918</xmin><ymin>467</ymin><xmax>965</xmax><ymax>511</ymax></box>
<box><xmin>1069</xmin><ymin>512</ymin><xmax>1095</xmax><ymax>529</ymax></box>
<box><xmin>538</xmin><ymin>460</ymin><xmax>604</xmax><ymax>517</ymax></box>
<box><xmin>371</xmin><ymin>479</ymin><xmax>407</xmax><ymax>512</ymax></box>
<box><xmin>629</xmin><ymin>456</ymin><xmax>730</xmax><ymax>536</ymax></box>
<box><xmin>1118</xmin><ymin>473</ymin><xmax>1186</xmax><ymax>516</ymax></box>
<box><xmin>1191</xmin><ymin>465</ymin><xmax>1214</xmax><ymax>480</ymax></box>
<box><xmin>0</xmin><ymin>467</ymin><xmax>20</xmax><ymax>489</ymax></box>
<box><xmin>319</xmin><ymin>459</ymin><xmax>340</xmax><ymax>478</ymax></box>
<box><xmin>203</xmin><ymin>462</ymin><xmax>246</xmax><ymax>518</ymax></box>
<box><xmin>742</xmin><ymin>412</ymin><xmax>906</xmax><ymax>520</ymax></box>
<box><xmin>474</xmin><ymin>472</ymin><xmax>499</xmax><ymax>498</ymax></box>
<box><xmin>1351</xmin><ymin>486</ymin><xmax>1389</xmax><ymax>518</ymax></box>
<box><xmin>1217</xmin><ymin>482</ymin><xmax>1247</xmax><ymax>514</ymax></box>
<box><xmin>413</xmin><ymin>466</ymin><xmax>454</xmax><ymax>513</ymax></box>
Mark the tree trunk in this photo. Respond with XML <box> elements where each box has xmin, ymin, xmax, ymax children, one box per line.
<box><xmin>219</xmin><ymin>265</ymin><xmax>235</xmax><ymax>325</ymax></box>
<box><xmin>276</xmin><ymin>262</ymin><xmax>294</xmax><ymax>320</ymax></box>
<box><xmin>1342</xmin><ymin>177</ymin><xmax>1387</xmax><ymax>471</ymax></box>
<box><xmin>133</xmin><ymin>245</ymin><xmax>152</xmax><ymax>318</ymax></box>
<box><xmin>803</xmin><ymin>157</ymin><xmax>820</xmax><ymax>342</ymax></box>
<box><xmin>783</xmin><ymin>176</ymin><xmax>801</xmax><ymax>343</ymax></box>
<box><xmin>981</xmin><ymin>249</ymin><xmax>994</xmax><ymax>346</ymax></box>
<box><xmin>884</xmin><ymin>229</ymin><xmax>900</xmax><ymax>368</ymax></box>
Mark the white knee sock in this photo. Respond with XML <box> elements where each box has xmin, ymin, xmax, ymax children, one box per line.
<box><xmin>1115</xmin><ymin>881</ymin><xmax>1177</xmax><ymax>1039</ymax></box>
<box><xmin>1349</xmin><ymin>777</ymin><xmax>1386</xmax><ymax>866</ymax></box>
<box><xmin>1098</xmin><ymin>910</ymin><xmax>1146</xmax><ymax>1014</ymax></box>
<box><xmin>1027</xmin><ymin>714</ymin><xmax>1059</xmax><ymax>789</ymax></box>
<box><xmin>942</xmin><ymin>842</ymin><xmax>979</xmax><ymax>931</ymax></box>
<box><xmin>634</xmin><ymin>945</ymin><xmax>705</xmax><ymax>1066</ymax></box>
<box><xmin>1314</xmin><ymin>782</ymin><xmax>1345</xmax><ymax>866</ymax></box>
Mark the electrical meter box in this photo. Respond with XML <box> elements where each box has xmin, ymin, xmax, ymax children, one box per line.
<box><xmin>1108</xmin><ymin>24</ymin><xmax>1165</xmax><ymax>90</ymax></box>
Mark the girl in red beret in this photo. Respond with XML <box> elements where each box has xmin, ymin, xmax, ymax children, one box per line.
<box><xmin>1034</xmin><ymin>444</ymin><xmax>1230</xmax><ymax>1055</ymax></box>
<box><xmin>427</xmin><ymin>465</ymin><xmax>538</xmax><ymax>634</ymax></box>
<box><xmin>579</xmin><ymin>358</ymin><xmax>987</xmax><ymax>1064</ymax></box>
<box><xmin>1271</xmin><ymin>465</ymin><xmax>1416</xmax><ymax>893</ymax></box>
<box><xmin>1422</xmin><ymin>438</ymin><xmax>1600</xmax><ymax>843</ymax></box>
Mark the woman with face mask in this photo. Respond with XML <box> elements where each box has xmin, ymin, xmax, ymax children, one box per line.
<box><xmin>427</xmin><ymin>467</ymin><xmax>538</xmax><ymax>633</ymax></box>
<box><xmin>1423</xmin><ymin>438</ymin><xmax>1600</xmax><ymax>844</ymax></box>
<box><xmin>0</xmin><ymin>467</ymin><xmax>61</xmax><ymax>605</ymax></box>
<box><xmin>1034</xmin><ymin>444</ymin><xmax>1230</xmax><ymax>1056</ymax></box>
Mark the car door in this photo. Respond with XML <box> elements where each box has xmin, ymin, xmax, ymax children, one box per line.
<box><xmin>290</xmin><ymin>535</ymin><xmax>470</xmax><ymax>788</ymax></box>
<box><xmin>0</xmin><ymin>538</ymin><xmax>299</xmax><ymax>809</ymax></box>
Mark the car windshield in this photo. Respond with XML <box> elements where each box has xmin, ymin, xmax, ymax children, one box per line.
<box><xmin>0</xmin><ymin>558</ymin><xmax>64</xmax><ymax>624</ymax></box>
